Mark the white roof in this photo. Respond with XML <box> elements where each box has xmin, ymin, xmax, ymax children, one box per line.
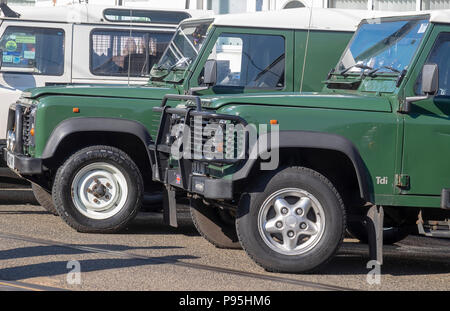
<box><xmin>209</xmin><ymin>8</ymin><xmax>400</xmax><ymax>32</ymax></box>
<box><xmin>2</xmin><ymin>4</ymin><xmax>212</xmax><ymax>26</ymax></box>
<box><xmin>429</xmin><ymin>9</ymin><xmax>450</xmax><ymax>23</ymax></box>
<box><xmin>363</xmin><ymin>9</ymin><xmax>450</xmax><ymax>24</ymax></box>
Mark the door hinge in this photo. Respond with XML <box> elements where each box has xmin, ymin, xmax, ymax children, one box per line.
<box><xmin>396</xmin><ymin>174</ymin><xmax>410</xmax><ymax>189</ymax></box>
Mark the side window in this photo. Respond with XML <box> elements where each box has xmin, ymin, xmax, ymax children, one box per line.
<box><xmin>0</xmin><ymin>26</ymin><xmax>64</xmax><ymax>75</ymax></box>
<box><xmin>90</xmin><ymin>30</ymin><xmax>172</xmax><ymax>77</ymax></box>
<box><xmin>416</xmin><ymin>33</ymin><xmax>450</xmax><ymax>96</ymax></box>
<box><xmin>204</xmin><ymin>33</ymin><xmax>285</xmax><ymax>89</ymax></box>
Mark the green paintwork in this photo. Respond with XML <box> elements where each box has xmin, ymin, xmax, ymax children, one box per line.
<box><xmin>22</xmin><ymin>24</ymin><xmax>353</xmax><ymax>159</ymax></box>
<box><xmin>189</xmin><ymin>18</ymin><xmax>449</xmax><ymax>209</ymax></box>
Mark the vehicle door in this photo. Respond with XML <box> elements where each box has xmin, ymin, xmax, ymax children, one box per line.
<box><xmin>187</xmin><ymin>27</ymin><xmax>294</xmax><ymax>95</ymax></box>
<box><xmin>401</xmin><ymin>24</ymin><xmax>450</xmax><ymax>196</ymax></box>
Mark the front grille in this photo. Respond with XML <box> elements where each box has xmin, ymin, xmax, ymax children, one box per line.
<box><xmin>22</xmin><ymin>112</ymin><xmax>33</xmax><ymax>147</ymax></box>
<box><xmin>188</xmin><ymin>117</ymin><xmax>245</xmax><ymax>162</ymax></box>
<box><xmin>7</xmin><ymin>103</ymin><xmax>35</xmax><ymax>154</ymax></box>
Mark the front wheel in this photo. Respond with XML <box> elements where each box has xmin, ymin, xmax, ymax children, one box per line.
<box><xmin>347</xmin><ymin>221</ymin><xmax>410</xmax><ymax>245</ymax></box>
<box><xmin>53</xmin><ymin>145</ymin><xmax>143</xmax><ymax>233</ymax></box>
<box><xmin>236</xmin><ymin>167</ymin><xmax>346</xmax><ymax>273</ymax></box>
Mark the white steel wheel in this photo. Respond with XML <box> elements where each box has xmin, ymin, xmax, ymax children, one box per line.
<box><xmin>258</xmin><ymin>188</ymin><xmax>326</xmax><ymax>256</ymax></box>
<box><xmin>71</xmin><ymin>162</ymin><xmax>129</xmax><ymax>220</ymax></box>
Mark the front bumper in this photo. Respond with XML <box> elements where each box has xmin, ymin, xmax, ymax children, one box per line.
<box><xmin>3</xmin><ymin>148</ymin><xmax>43</xmax><ymax>175</ymax></box>
<box><xmin>156</xmin><ymin>166</ymin><xmax>234</xmax><ymax>199</ymax></box>
<box><xmin>150</xmin><ymin>95</ymin><xmax>247</xmax><ymax>200</ymax></box>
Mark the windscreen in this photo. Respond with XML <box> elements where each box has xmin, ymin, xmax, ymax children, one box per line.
<box><xmin>155</xmin><ymin>21</ymin><xmax>211</xmax><ymax>71</ymax></box>
<box><xmin>337</xmin><ymin>18</ymin><xmax>429</xmax><ymax>74</ymax></box>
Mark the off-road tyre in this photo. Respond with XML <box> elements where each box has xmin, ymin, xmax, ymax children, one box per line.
<box><xmin>236</xmin><ymin>166</ymin><xmax>346</xmax><ymax>273</ymax></box>
<box><xmin>190</xmin><ymin>198</ymin><xmax>241</xmax><ymax>249</ymax></box>
<box><xmin>32</xmin><ymin>183</ymin><xmax>58</xmax><ymax>215</ymax></box>
<box><xmin>53</xmin><ymin>145</ymin><xmax>143</xmax><ymax>233</ymax></box>
<box><xmin>347</xmin><ymin>221</ymin><xmax>410</xmax><ymax>245</ymax></box>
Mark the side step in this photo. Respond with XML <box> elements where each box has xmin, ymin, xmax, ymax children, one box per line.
<box><xmin>418</xmin><ymin>220</ymin><xmax>450</xmax><ymax>238</ymax></box>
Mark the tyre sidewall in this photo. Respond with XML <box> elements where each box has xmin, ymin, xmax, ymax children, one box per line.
<box><xmin>190</xmin><ymin>198</ymin><xmax>241</xmax><ymax>249</ymax></box>
<box><xmin>32</xmin><ymin>183</ymin><xmax>58</xmax><ymax>215</ymax></box>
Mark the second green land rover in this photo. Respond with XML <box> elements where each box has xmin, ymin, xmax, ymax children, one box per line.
<box><xmin>151</xmin><ymin>11</ymin><xmax>450</xmax><ymax>272</ymax></box>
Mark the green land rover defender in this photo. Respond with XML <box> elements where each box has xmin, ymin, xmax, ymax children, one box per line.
<box><xmin>150</xmin><ymin>12</ymin><xmax>450</xmax><ymax>272</ymax></box>
<box><xmin>3</xmin><ymin>8</ymin><xmax>379</xmax><ymax>233</ymax></box>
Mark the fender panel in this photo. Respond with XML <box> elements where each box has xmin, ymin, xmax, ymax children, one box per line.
<box><xmin>41</xmin><ymin>117</ymin><xmax>153</xmax><ymax>159</ymax></box>
<box><xmin>233</xmin><ymin>130</ymin><xmax>373</xmax><ymax>202</ymax></box>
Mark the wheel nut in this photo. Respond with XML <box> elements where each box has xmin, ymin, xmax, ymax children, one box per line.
<box><xmin>296</xmin><ymin>208</ymin><xmax>303</xmax><ymax>216</ymax></box>
<box><xmin>87</xmin><ymin>188</ymin><xmax>93</xmax><ymax>194</ymax></box>
<box><xmin>300</xmin><ymin>222</ymin><xmax>307</xmax><ymax>230</ymax></box>
<box><xmin>287</xmin><ymin>231</ymin><xmax>295</xmax><ymax>238</ymax></box>
<box><xmin>105</xmin><ymin>195</ymin><xmax>110</xmax><ymax>200</ymax></box>
<box><xmin>276</xmin><ymin>221</ymin><xmax>283</xmax><ymax>228</ymax></box>
<box><xmin>281</xmin><ymin>207</ymin><xmax>289</xmax><ymax>215</ymax></box>
<box><xmin>93</xmin><ymin>198</ymin><xmax>100</xmax><ymax>204</ymax></box>
<box><xmin>106</xmin><ymin>183</ymin><xmax>112</xmax><ymax>189</ymax></box>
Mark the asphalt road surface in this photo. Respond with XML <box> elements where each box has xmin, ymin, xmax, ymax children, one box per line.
<box><xmin>0</xmin><ymin>195</ymin><xmax>448</xmax><ymax>291</ymax></box>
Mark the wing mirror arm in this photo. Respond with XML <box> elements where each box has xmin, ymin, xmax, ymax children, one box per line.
<box><xmin>188</xmin><ymin>59</ymin><xmax>217</xmax><ymax>95</ymax></box>
<box><xmin>400</xmin><ymin>63</ymin><xmax>439</xmax><ymax>114</ymax></box>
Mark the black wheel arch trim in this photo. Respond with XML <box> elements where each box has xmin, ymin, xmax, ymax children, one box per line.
<box><xmin>41</xmin><ymin>117</ymin><xmax>153</xmax><ymax>159</ymax></box>
<box><xmin>233</xmin><ymin>130</ymin><xmax>374</xmax><ymax>202</ymax></box>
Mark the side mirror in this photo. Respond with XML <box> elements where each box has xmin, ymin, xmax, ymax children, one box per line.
<box><xmin>0</xmin><ymin>49</ymin><xmax>3</xmax><ymax>69</ymax></box>
<box><xmin>188</xmin><ymin>59</ymin><xmax>217</xmax><ymax>95</ymax></box>
<box><xmin>421</xmin><ymin>63</ymin><xmax>439</xmax><ymax>95</ymax></box>
<box><xmin>400</xmin><ymin>63</ymin><xmax>440</xmax><ymax>114</ymax></box>
<box><xmin>203</xmin><ymin>59</ymin><xmax>217</xmax><ymax>86</ymax></box>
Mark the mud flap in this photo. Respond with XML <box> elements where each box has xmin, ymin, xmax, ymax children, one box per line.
<box><xmin>365</xmin><ymin>205</ymin><xmax>384</xmax><ymax>264</ymax></box>
<box><xmin>163</xmin><ymin>186</ymin><xmax>178</xmax><ymax>228</ymax></box>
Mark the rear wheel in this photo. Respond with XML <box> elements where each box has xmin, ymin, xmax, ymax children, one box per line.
<box><xmin>32</xmin><ymin>183</ymin><xmax>58</xmax><ymax>215</ymax></box>
<box><xmin>190</xmin><ymin>199</ymin><xmax>241</xmax><ymax>249</ymax></box>
<box><xmin>236</xmin><ymin>167</ymin><xmax>345</xmax><ymax>273</ymax></box>
<box><xmin>347</xmin><ymin>221</ymin><xmax>410</xmax><ymax>245</ymax></box>
<box><xmin>53</xmin><ymin>145</ymin><xmax>143</xmax><ymax>233</ymax></box>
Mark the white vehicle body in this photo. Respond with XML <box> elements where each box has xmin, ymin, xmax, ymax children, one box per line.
<box><xmin>0</xmin><ymin>4</ymin><xmax>212</xmax><ymax>147</ymax></box>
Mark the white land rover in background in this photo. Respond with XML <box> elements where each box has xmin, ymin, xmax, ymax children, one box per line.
<box><xmin>0</xmin><ymin>3</ymin><xmax>211</xmax><ymax>176</ymax></box>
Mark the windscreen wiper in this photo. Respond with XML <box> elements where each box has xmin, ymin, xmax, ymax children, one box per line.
<box><xmin>367</xmin><ymin>66</ymin><xmax>401</xmax><ymax>77</ymax></box>
<box><xmin>339</xmin><ymin>64</ymin><xmax>373</xmax><ymax>77</ymax></box>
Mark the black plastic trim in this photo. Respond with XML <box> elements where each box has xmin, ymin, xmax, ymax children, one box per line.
<box><xmin>41</xmin><ymin>117</ymin><xmax>153</xmax><ymax>159</ymax></box>
<box><xmin>3</xmin><ymin>148</ymin><xmax>42</xmax><ymax>175</ymax></box>
<box><xmin>165</xmin><ymin>168</ymin><xmax>233</xmax><ymax>199</ymax></box>
<box><xmin>233</xmin><ymin>130</ymin><xmax>373</xmax><ymax>202</ymax></box>
<box><xmin>0</xmin><ymin>141</ymin><xmax>5</xmax><ymax>166</ymax></box>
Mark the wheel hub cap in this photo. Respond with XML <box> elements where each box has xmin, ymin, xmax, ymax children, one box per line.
<box><xmin>258</xmin><ymin>188</ymin><xmax>326</xmax><ymax>256</ymax></box>
<box><xmin>71</xmin><ymin>162</ymin><xmax>129</xmax><ymax>220</ymax></box>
